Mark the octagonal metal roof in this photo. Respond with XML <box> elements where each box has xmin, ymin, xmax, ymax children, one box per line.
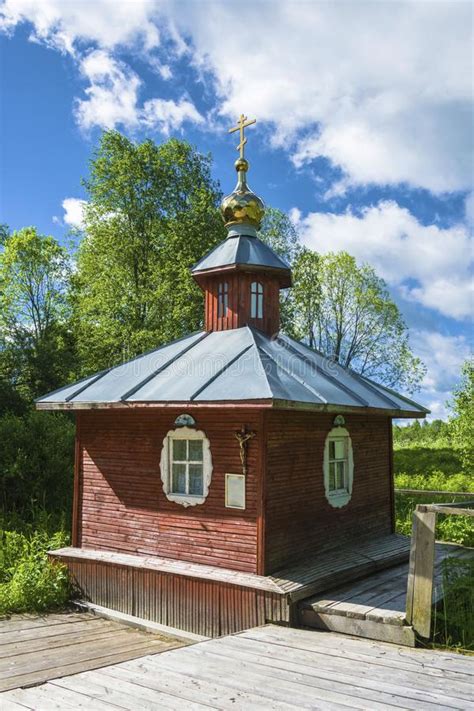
<box><xmin>36</xmin><ymin>326</ymin><xmax>428</xmax><ymax>417</ymax></box>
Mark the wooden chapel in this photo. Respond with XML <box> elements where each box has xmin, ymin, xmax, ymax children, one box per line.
<box><xmin>37</xmin><ymin>116</ymin><xmax>427</xmax><ymax>637</ymax></box>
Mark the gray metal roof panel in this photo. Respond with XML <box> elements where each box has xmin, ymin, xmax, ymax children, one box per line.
<box><xmin>255</xmin><ymin>332</ymin><xmax>364</xmax><ymax>407</ymax></box>
<box><xmin>66</xmin><ymin>332</ymin><xmax>205</xmax><ymax>403</ymax></box>
<box><xmin>36</xmin><ymin>325</ymin><xmax>427</xmax><ymax>415</ymax></box>
<box><xmin>192</xmin><ymin>235</ymin><xmax>291</xmax><ymax>273</ymax></box>
<box><xmin>127</xmin><ymin>328</ymin><xmax>255</xmax><ymax>402</ymax></box>
<box><xmin>36</xmin><ymin>371</ymin><xmax>107</xmax><ymax>404</ymax></box>
<box><xmin>193</xmin><ymin>345</ymin><xmax>273</xmax><ymax>401</ymax></box>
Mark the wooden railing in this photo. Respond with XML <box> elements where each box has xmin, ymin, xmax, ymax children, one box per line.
<box><xmin>395</xmin><ymin>489</ymin><xmax>474</xmax><ymax>498</ymax></box>
<box><xmin>405</xmin><ymin>501</ymin><xmax>474</xmax><ymax>638</ymax></box>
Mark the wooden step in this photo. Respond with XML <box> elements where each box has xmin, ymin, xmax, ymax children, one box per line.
<box><xmin>299</xmin><ymin>605</ymin><xmax>416</xmax><ymax>646</ymax></box>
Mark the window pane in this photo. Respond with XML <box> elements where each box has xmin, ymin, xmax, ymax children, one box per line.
<box><xmin>189</xmin><ymin>439</ymin><xmax>203</xmax><ymax>462</ymax></box>
<box><xmin>329</xmin><ymin>440</ymin><xmax>336</xmax><ymax>459</ymax></box>
<box><xmin>336</xmin><ymin>461</ymin><xmax>345</xmax><ymax>489</ymax></box>
<box><xmin>172</xmin><ymin>439</ymin><xmax>187</xmax><ymax>461</ymax></box>
<box><xmin>257</xmin><ymin>292</ymin><xmax>263</xmax><ymax>319</ymax></box>
<box><xmin>251</xmin><ymin>292</ymin><xmax>257</xmax><ymax>318</ymax></box>
<box><xmin>334</xmin><ymin>440</ymin><xmax>345</xmax><ymax>460</ymax></box>
<box><xmin>189</xmin><ymin>464</ymin><xmax>203</xmax><ymax>495</ymax></box>
<box><xmin>328</xmin><ymin>462</ymin><xmax>336</xmax><ymax>491</ymax></box>
<box><xmin>172</xmin><ymin>463</ymin><xmax>186</xmax><ymax>493</ymax></box>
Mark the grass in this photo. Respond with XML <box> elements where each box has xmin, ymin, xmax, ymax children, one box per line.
<box><xmin>394</xmin><ymin>444</ymin><xmax>473</xmax><ymax>547</ymax></box>
<box><xmin>0</xmin><ymin>508</ymin><xmax>72</xmax><ymax>617</ymax></box>
<box><xmin>394</xmin><ymin>441</ymin><xmax>473</xmax><ymax>650</ymax></box>
<box><xmin>430</xmin><ymin>557</ymin><xmax>474</xmax><ymax>653</ymax></box>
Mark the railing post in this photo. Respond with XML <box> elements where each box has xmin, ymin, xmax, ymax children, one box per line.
<box><xmin>405</xmin><ymin>505</ymin><xmax>436</xmax><ymax>638</ymax></box>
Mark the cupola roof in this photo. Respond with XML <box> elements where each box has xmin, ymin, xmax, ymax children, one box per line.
<box><xmin>191</xmin><ymin>234</ymin><xmax>291</xmax><ymax>287</ymax></box>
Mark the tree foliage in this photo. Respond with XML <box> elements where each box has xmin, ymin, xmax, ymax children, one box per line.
<box><xmin>72</xmin><ymin>131</ymin><xmax>225</xmax><ymax>373</ymax></box>
<box><xmin>257</xmin><ymin>207</ymin><xmax>301</xmax><ymax>264</ymax></box>
<box><xmin>257</xmin><ymin>206</ymin><xmax>301</xmax><ymax>332</ymax></box>
<box><xmin>449</xmin><ymin>360</ymin><xmax>474</xmax><ymax>473</ymax></box>
<box><xmin>0</xmin><ymin>227</ymin><xmax>75</xmax><ymax>400</ymax></box>
<box><xmin>290</xmin><ymin>249</ymin><xmax>425</xmax><ymax>392</ymax></box>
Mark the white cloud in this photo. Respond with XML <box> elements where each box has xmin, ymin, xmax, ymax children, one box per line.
<box><xmin>74</xmin><ymin>50</ymin><xmax>202</xmax><ymax>133</ymax></box>
<box><xmin>75</xmin><ymin>50</ymin><xmax>142</xmax><ymax>131</ymax></box>
<box><xmin>0</xmin><ymin>0</ymin><xmax>160</xmax><ymax>54</ymax></box>
<box><xmin>172</xmin><ymin>1</ymin><xmax>472</xmax><ymax>193</ymax></box>
<box><xmin>3</xmin><ymin>2</ymin><xmax>471</xmax><ymax>193</ymax></box>
<box><xmin>410</xmin><ymin>330</ymin><xmax>471</xmax><ymax>419</ymax></box>
<box><xmin>142</xmin><ymin>97</ymin><xmax>203</xmax><ymax>135</ymax></box>
<box><xmin>292</xmin><ymin>200</ymin><xmax>473</xmax><ymax>320</ymax></box>
<box><xmin>62</xmin><ymin>197</ymin><xmax>87</xmax><ymax>228</ymax></box>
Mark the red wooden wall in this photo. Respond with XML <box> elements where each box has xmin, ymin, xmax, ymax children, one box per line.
<box><xmin>76</xmin><ymin>409</ymin><xmax>263</xmax><ymax>574</ymax></box>
<box><xmin>263</xmin><ymin>411</ymin><xmax>394</xmax><ymax>574</ymax></box>
<box><xmin>201</xmin><ymin>272</ymin><xmax>280</xmax><ymax>337</ymax></box>
<box><xmin>74</xmin><ymin>408</ymin><xmax>394</xmax><ymax>578</ymax></box>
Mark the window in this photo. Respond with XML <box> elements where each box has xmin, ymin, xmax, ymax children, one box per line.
<box><xmin>323</xmin><ymin>426</ymin><xmax>354</xmax><ymax>508</ymax></box>
<box><xmin>250</xmin><ymin>281</ymin><xmax>263</xmax><ymax>319</ymax></box>
<box><xmin>160</xmin><ymin>427</ymin><xmax>213</xmax><ymax>507</ymax></box>
<box><xmin>218</xmin><ymin>282</ymin><xmax>228</xmax><ymax>318</ymax></box>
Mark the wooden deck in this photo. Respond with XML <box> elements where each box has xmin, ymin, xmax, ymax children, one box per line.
<box><xmin>51</xmin><ymin>533</ymin><xmax>410</xmax><ymax>638</ymax></box>
<box><xmin>271</xmin><ymin>533</ymin><xmax>411</xmax><ymax>602</ymax></box>
<box><xmin>299</xmin><ymin>542</ymin><xmax>474</xmax><ymax>646</ymax></box>
<box><xmin>0</xmin><ymin>611</ymin><xmax>186</xmax><ymax>693</ymax></box>
<box><xmin>2</xmin><ymin>624</ymin><xmax>473</xmax><ymax>709</ymax></box>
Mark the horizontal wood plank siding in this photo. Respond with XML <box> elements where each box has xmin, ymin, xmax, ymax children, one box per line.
<box><xmin>202</xmin><ymin>272</ymin><xmax>281</xmax><ymax>337</ymax></box>
<box><xmin>264</xmin><ymin>412</ymin><xmax>393</xmax><ymax>573</ymax></box>
<box><xmin>78</xmin><ymin>409</ymin><xmax>262</xmax><ymax>573</ymax></box>
<box><xmin>60</xmin><ymin>557</ymin><xmax>289</xmax><ymax>637</ymax></box>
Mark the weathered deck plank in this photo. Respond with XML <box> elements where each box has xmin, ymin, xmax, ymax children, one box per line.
<box><xmin>0</xmin><ymin>611</ymin><xmax>185</xmax><ymax>692</ymax></box>
<box><xmin>271</xmin><ymin>533</ymin><xmax>411</xmax><ymax>601</ymax></box>
<box><xmin>2</xmin><ymin>624</ymin><xmax>473</xmax><ymax>710</ymax></box>
<box><xmin>299</xmin><ymin>541</ymin><xmax>474</xmax><ymax>645</ymax></box>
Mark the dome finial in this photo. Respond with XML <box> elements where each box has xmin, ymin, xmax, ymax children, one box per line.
<box><xmin>221</xmin><ymin>114</ymin><xmax>265</xmax><ymax>232</ymax></box>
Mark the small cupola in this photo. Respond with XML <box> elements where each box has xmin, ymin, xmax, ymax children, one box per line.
<box><xmin>192</xmin><ymin>115</ymin><xmax>291</xmax><ymax>338</ymax></box>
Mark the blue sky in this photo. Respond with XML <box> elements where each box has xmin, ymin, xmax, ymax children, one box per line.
<box><xmin>0</xmin><ymin>1</ymin><xmax>472</xmax><ymax>418</ymax></box>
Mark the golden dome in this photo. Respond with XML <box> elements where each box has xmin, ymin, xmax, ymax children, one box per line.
<box><xmin>221</xmin><ymin>159</ymin><xmax>265</xmax><ymax>230</ymax></box>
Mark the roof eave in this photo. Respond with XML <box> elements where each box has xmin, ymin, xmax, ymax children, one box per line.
<box><xmin>35</xmin><ymin>398</ymin><xmax>426</xmax><ymax>418</ymax></box>
<box><xmin>192</xmin><ymin>263</ymin><xmax>292</xmax><ymax>288</ymax></box>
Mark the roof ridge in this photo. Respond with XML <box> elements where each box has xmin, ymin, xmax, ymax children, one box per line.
<box><xmin>190</xmin><ymin>341</ymin><xmax>255</xmax><ymax>400</ymax></box>
<box><xmin>252</xmin><ymin>330</ymin><xmax>327</xmax><ymax>404</ymax></box>
<box><xmin>244</xmin><ymin>327</ymin><xmax>275</xmax><ymax>400</ymax></box>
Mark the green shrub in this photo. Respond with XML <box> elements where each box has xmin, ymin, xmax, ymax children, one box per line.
<box><xmin>394</xmin><ymin>447</ymin><xmax>462</xmax><ymax>477</ymax></box>
<box><xmin>395</xmin><ymin>470</ymin><xmax>473</xmax><ymax>492</ymax></box>
<box><xmin>0</xmin><ymin>526</ymin><xmax>72</xmax><ymax>615</ymax></box>
<box><xmin>394</xmin><ymin>471</ymin><xmax>474</xmax><ymax>547</ymax></box>
<box><xmin>0</xmin><ymin>410</ymin><xmax>74</xmax><ymax>520</ymax></box>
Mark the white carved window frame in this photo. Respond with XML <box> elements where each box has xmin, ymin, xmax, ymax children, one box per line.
<box><xmin>323</xmin><ymin>426</ymin><xmax>354</xmax><ymax>509</ymax></box>
<box><xmin>160</xmin><ymin>426</ymin><xmax>213</xmax><ymax>507</ymax></box>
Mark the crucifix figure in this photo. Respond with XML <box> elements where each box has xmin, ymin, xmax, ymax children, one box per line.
<box><xmin>234</xmin><ymin>426</ymin><xmax>256</xmax><ymax>476</ymax></box>
<box><xmin>229</xmin><ymin>114</ymin><xmax>256</xmax><ymax>160</ymax></box>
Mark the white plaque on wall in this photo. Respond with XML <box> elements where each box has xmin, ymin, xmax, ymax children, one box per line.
<box><xmin>225</xmin><ymin>473</ymin><xmax>246</xmax><ymax>510</ymax></box>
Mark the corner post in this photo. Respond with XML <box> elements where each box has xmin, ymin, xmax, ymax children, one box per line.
<box><xmin>72</xmin><ymin>414</ymin><xmax>82</xmax><ymax>547</ymax></box>
<box><xmin>405</xmin><ymin>504</ymin><xmax>436</xmax><ymax>638</ymax></box>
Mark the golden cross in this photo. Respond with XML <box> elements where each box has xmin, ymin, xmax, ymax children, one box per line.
<box><xmin>228</xmin><ymin>114</ymin><xmax>256</xmax><ymax>159</ymax></box>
